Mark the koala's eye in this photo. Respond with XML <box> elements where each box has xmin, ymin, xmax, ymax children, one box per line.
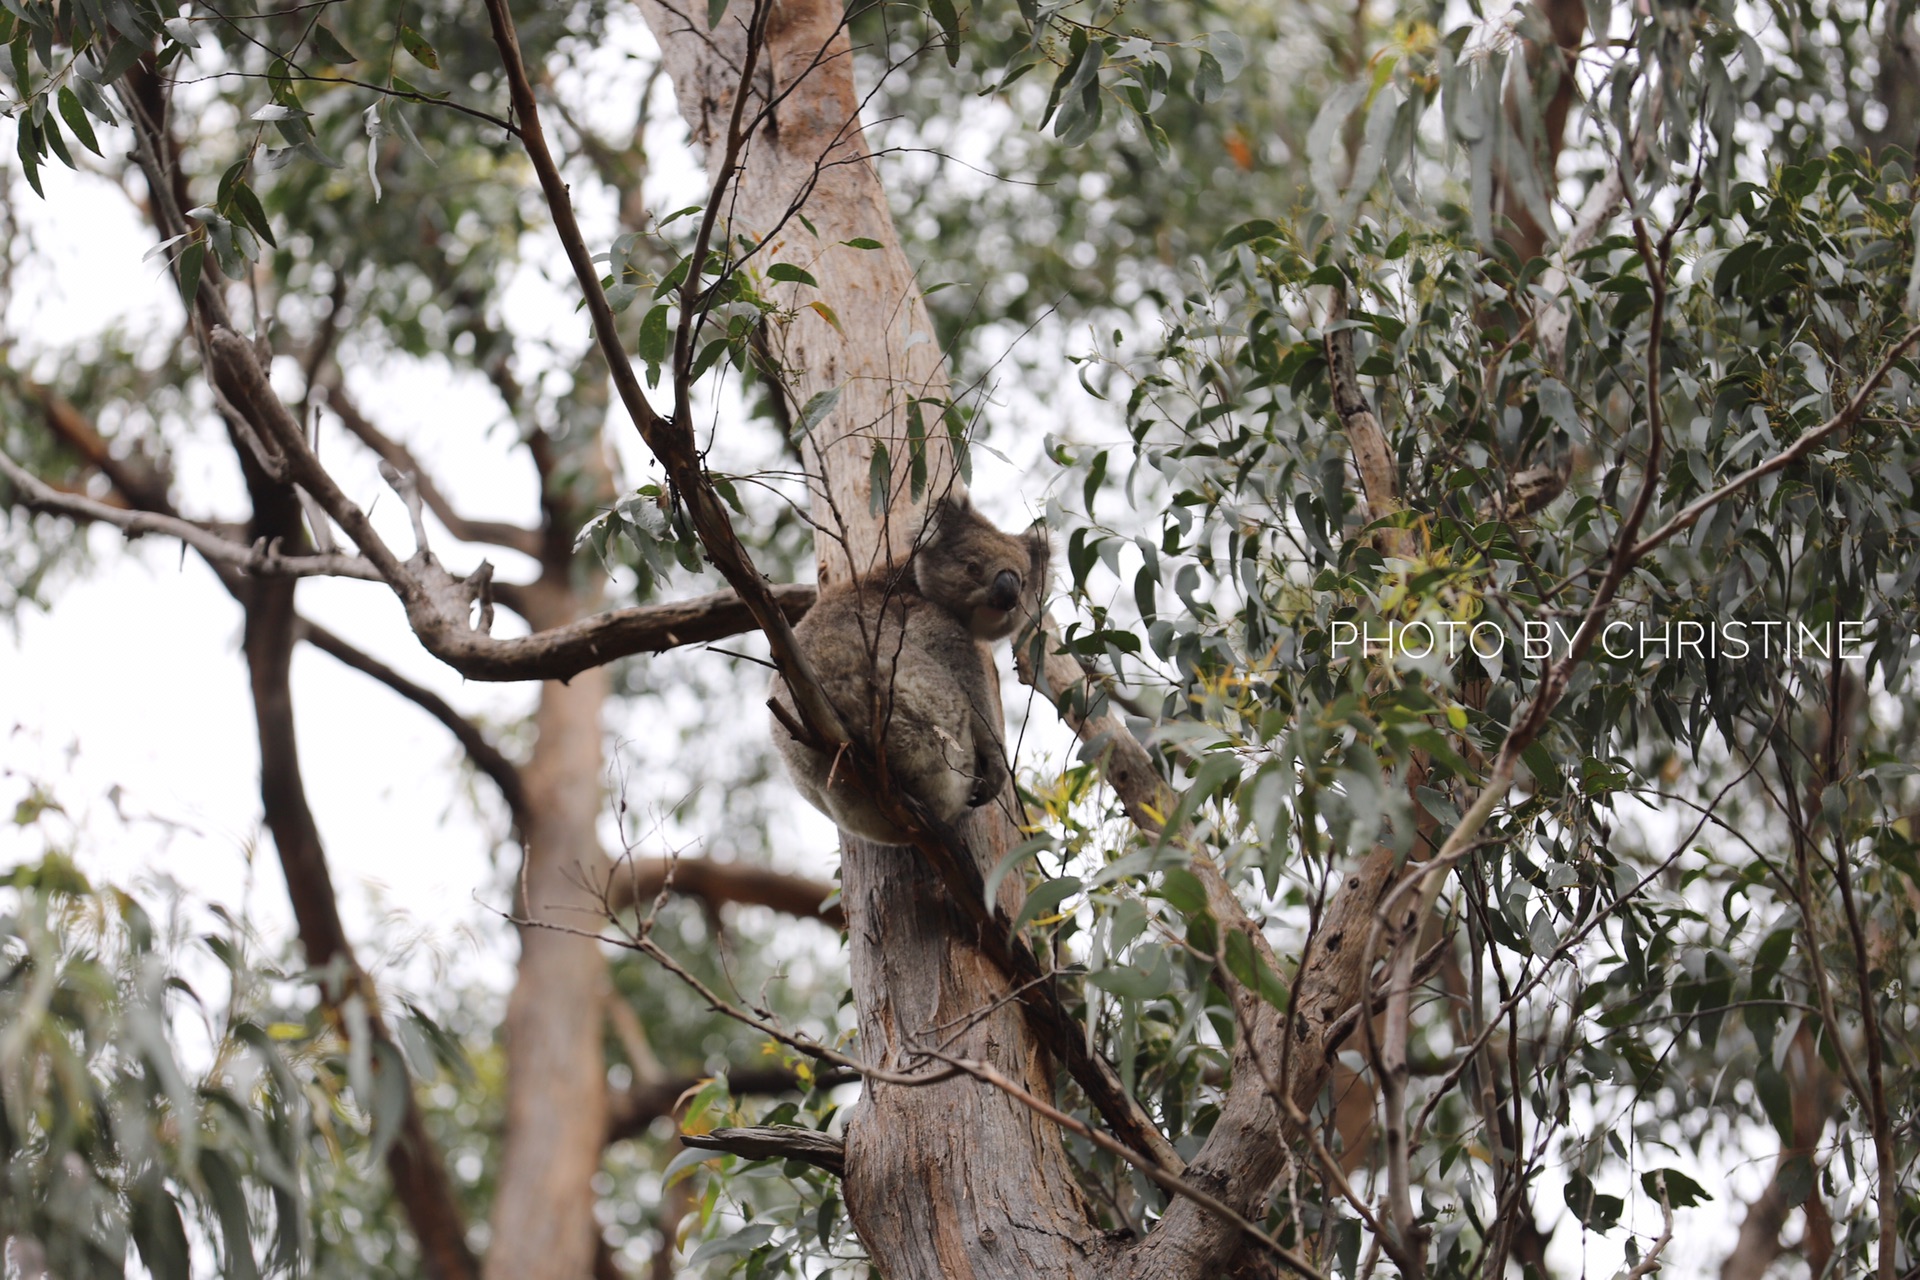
<box><xmin>965</xmin><ymin>561</ymin><xmax>983</xmax><ymax>580</ymax></box>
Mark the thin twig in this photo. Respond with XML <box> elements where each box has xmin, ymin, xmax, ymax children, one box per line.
<box><xmin>1625</xmin><ymin>1172</ymin><xmax>1674</xmax><ymax>1278</ymax></box>
<box><xmin>1626</xmin><ymin>324</ymin><xmax>1920</xmax><ymax>561</ymax></box>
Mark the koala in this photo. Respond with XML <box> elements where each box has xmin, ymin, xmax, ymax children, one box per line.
<box><xmin>770</xmin><ymin>495</ymin><xmax>1049</xmax><ymax>846</ymax></box>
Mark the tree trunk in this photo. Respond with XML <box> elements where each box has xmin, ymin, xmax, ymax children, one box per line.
<box><xmin>640</xmin><ymin>3</ymin><xmax>1112</xmax><ymax>1274</ymax></box>
<box><xmin>641</xmin><ymin>0</ymin><xmax>954</xmax><ymax>582</ymax></box>
<box><xmin>840</xmin><ymin>825</ymin><xmax>1117</xmax><ymax>1277</ymax></box>
<box><xmin>484</xmin><ymin>585</ymin><xmax>614</xmax><ymax>1280</ymax></box>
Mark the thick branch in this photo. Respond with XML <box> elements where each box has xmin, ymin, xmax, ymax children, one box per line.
<box><xmin>678</xmin><ymin>1126</ymin><xmax>845</xmax><ymax>1177</ymax></box>
<box><xmin>459</xmin><ymin>582</ymin><xmax>820</xmax><ymax>681</ymax></box>
<box><xmin>215</xmin><ymin>323</ymin><xmax>822</xmax><ymax>682</ymax></box>
<box><xmin>239</xmin><ymin>481</ymin><xmax>478</xmax><ymax>1280</ymax></box>
<box><xmin>603</xmin><ymin>856</ymin><xmax>843</xmax><ymax>927</ymax></box>
<box><xmin>1325</xmin><ymin>290</ymin><xmax>1412</xmax><ymax>557</ymax></box>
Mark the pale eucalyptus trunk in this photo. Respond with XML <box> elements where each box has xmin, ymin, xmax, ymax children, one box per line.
<box><xmin>639</xmin><ymin>2</ymin><xmax>1116</xmax><ymax>1274</ymax></box>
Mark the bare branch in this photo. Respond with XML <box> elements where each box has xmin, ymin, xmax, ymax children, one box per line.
<box><xmin>518</xmin><ymin>908</ymin><xmax>957</xmax><ymax>1091</ymax></box>
<box><xmin>0</xmin><ymin>447</ymin><xmax>384</xmax><ymax>581</ymax></box>
<box><xmin>1534</xmin><ymin>103</ymin><xmax>1659</xmax><ymax>370</ymax></box>
<box><xmin>214</xmin><ymin>325</ymin><xmax>823</xmax><ymax>681</ymax></box>
<box><xmin>678</xmin><ymin>1126</ymin><xmax>845</xmax><ymax>1177</ymax></box>
<box><xmin>602</xmin><ymin>855</ymin><xmax>843</xmax><ymax>927</ymax></box>
<box><xmin>1627</xmin><ymin>1173</ymin><xmax>1675</xmax><ymax>1279</ymax></box>
<box><xmin>1325</xmin><ymin>288</ymin><xmax>1412</xmax><ymax>557</ymax></box>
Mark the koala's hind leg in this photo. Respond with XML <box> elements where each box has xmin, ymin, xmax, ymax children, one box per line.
<box><xmin>769</xmin><ymin>687</ymin><xmax>913</xmax><ymax>845</ymax></box>
<box><xmin>880</xmin><ymin>705</ymin><xmax>976</xmax><ymax>827</ymax></box>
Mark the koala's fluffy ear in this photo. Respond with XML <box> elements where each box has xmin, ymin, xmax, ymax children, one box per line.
<box><xmin>1023</xmin><ymin>524</ymin><xmax>1050</xmax><ymax>586</ymax></box>
<box><xmin>925</xmin><ymin>493</ymin><xmax>973</xmax><ymax>542</ymax></box>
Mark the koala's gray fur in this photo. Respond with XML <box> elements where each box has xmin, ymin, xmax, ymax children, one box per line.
<box><xmin>770</xmin><ymin>495</ymin><xmax>1050</xmax><ymax>846</ymax></box>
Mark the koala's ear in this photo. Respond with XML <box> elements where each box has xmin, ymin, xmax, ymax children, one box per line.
<box><xmin>925</xmin><ymin>493</ymin><xmax>968</xmax><ymax>541</ymax></box>
<box><xmin>1024</xmin><ymin>525</ymin><xmax>1051</xmax><ymax>582</ymax></box>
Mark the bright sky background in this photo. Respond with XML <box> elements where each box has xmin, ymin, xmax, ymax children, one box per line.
<box><xmin>0</xmin><ymin>15</ymin><xmax>1801</xmax><ymax>1275</ymax></box>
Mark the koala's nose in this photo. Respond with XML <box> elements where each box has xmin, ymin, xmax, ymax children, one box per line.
<box><xmin>987</xmin><ymin>570</ymin><xmax>1021</xmax><ymax>611</ymax></box>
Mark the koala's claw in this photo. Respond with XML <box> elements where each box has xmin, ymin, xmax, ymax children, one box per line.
<box><xmin>967</xmin><ymin>783</ymin><xmax>993</xmax><ymax>808</ymax></box>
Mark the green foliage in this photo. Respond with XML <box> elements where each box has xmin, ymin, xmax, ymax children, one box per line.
<box><xmin>993</xmin><ymin>7</ymin><xmax>1920</xmax><ymax>1270</ymax></box>
<box><xmin>1</xmin><ymin>855</ymin><xmax>310</xmax><ymax>1278</ymax></box>
<box><xmin>0</xmin><ymin>775</ymin><xmax>512</xmax><ymax>1280</ymax></box>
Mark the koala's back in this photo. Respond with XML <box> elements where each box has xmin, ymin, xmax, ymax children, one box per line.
<box><xmin>771</xmin><ymin>572</ymin><xmax>993</xmax><ymax>845</ymax></box>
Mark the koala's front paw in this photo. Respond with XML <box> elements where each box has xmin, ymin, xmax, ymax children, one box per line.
<box><xmin>968</xmin><ymin>756</ymin><xmax>1009</xmax><ymax>809</ymax></box>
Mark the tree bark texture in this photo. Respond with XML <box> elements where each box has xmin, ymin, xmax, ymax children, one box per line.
<box><xmin>639</xmin><ymin>2</ymin><xmax>1115</xmax><ymax>1274</ymax></box>
<box><xmin>640</xmin><ymin>0</ymin><xmax>955</xmax><ymax>589</ymax></box>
